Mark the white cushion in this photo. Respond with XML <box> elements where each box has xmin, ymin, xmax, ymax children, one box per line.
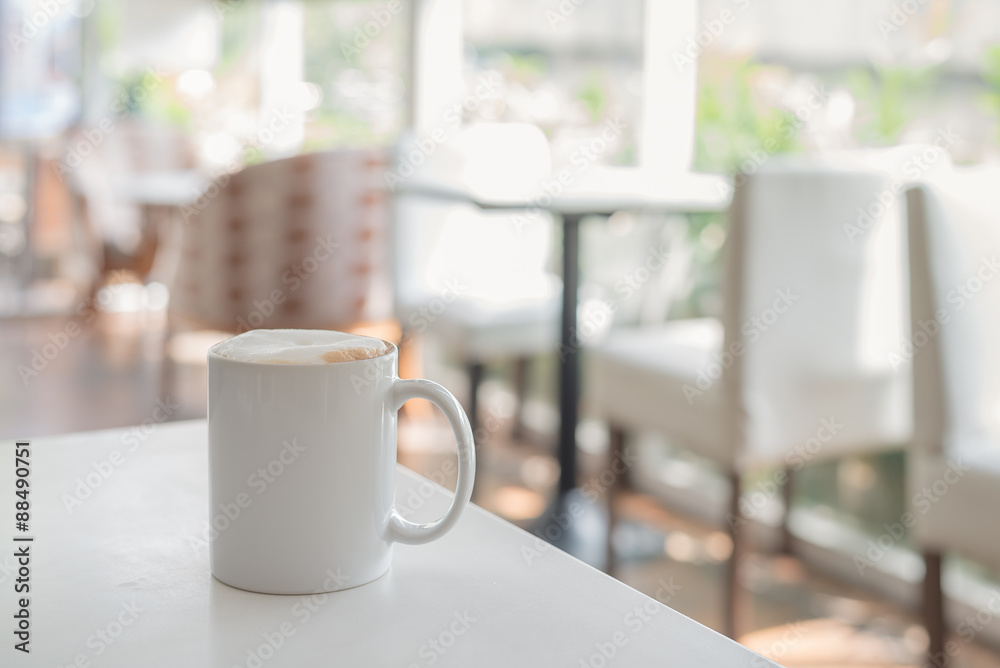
<box><xmin>424</xmin><ymin>293</ymin><xmax>560</xmax><ymax>360</ymax></box>
<box><xmin>589</xmin><ymin>318</ymin><xmax>910</xmax><ymax>469</ymax></box>
<box><xmin>587</xmin><ymin>319</ymin><xmax>731</xmax><ymax>466</ymax></box>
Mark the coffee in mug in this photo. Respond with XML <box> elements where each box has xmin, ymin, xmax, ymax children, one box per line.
<box><xmin>211</xmin><ymin>328</ymin><xmax>392</xmax><ymax>364</ymax></box>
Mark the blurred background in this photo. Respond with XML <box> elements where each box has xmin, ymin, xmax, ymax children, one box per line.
<box><xmin>4</xmin><ymin>0</ymin><xmax>1000</xmax><ymax>665</ymax></box>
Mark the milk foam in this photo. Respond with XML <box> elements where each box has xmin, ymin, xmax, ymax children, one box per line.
<box><xmin>212</xmin><ymin>329</ymin><xmax>391</xmax><ymax>364</ymax></box>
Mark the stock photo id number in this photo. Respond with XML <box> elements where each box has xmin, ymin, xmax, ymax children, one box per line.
<box><xmin>12</xmin><ymin>441</ymin><xmax>32</xmax><ymax>655</ymax></box>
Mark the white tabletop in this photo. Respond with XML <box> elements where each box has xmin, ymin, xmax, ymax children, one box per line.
<box><xmin>0</xmin><ymin>421</ymin><xmax>767</xmax><ymax>667</ymax></box>
<box><xmin>397</xmin><ymin>166</ymin><xmax>732</xmax><ymax>215</ymax></box>
<box><xmin>110</xmin><ymin>169</ymin><xmax>209</xmax><ymax>207</ymax></box>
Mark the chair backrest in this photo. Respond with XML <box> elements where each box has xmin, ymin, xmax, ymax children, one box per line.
<box><xmin>170</xmin><ymin>149</ymin><xmax>393</xmax><ymax>332</ymax></box>
<box><xmin>391</xmin><ymin>123</ymin><xmax>556</xmax><ymax>313</ymax></box>
<box><xmin>906</xmin><ymin>165</ymin><xmax>1000</xmax><ymax>458</ymax></box>
<box><xmin>725</xmin><ymin>155</ymin><xmax>912</xmax><ymax>466</ymax></box>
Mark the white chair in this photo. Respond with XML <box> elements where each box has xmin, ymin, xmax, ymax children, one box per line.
<box><xmin>906</xmin><ymin>166</ymin><xmax>1000</xmax><ymax>660</ymax></box>
<box><xmin>392</xmin><ymin>123</ymin><xmax>561</xmax><ymax>489</ymax></box>
<box><xmin>589</xmin><ymin>157</ymin><xmax>913</xmax><ymax>637</ymax></box>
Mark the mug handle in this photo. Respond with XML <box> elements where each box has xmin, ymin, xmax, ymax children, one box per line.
<box><xmin>388</xmin><ymin>378</ymin><xmax>476</xmax><ymax>545</ymax></box>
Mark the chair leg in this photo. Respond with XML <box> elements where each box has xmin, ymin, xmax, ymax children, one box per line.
<box><xmin>467</xmin><ymin>362</ymin><xmax>485</xmax><ymax>502</ymax></box>
<box><xmin>924</xmin><ymin>550</ymin><xmax>945</xmax><ymax>661</ymax></box>
<box><xmin>511</xmin><ymin>357</ymin><xmax>530</xmax><ymax>442</ymax></box>
<box><xmin>159</xmin><ymin>313</ymin><xmax>176</xmax><ymax>405</ymax></box>
<box><xmin>779</xmin><ymin>466</ymin><xmax>795</xmax><ymax>554</ymax></box>
<box><xmin>724</xmin><ymin>472</ymin><xmax>749</xmax><ymax>640</ymax></box>
<box><xmin>467</xmin><ymin>361</ymin><xmax>484</xmax><ymax>436</ymax></box>
<box><xmin>606</xmin><ymin>425</ymin><xmax>627</xmax><ymax>577</ymax></box>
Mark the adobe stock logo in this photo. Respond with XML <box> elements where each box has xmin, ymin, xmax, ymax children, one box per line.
<box><xmin>339</xmin><ymin>1</ymin><xmax>403</xmax><ymax>62</ymax></box>
<box><xmin>673</xmin><ymin>0</ymin><xmax>752</xmax><ymax>72</ymax></box>
<box><xmin>577</xmin><ymin>578</ymin><xmax>682</xmax><ymax>667</ymax></box>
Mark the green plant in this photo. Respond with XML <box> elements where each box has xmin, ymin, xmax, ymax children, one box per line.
<box><xmin>981</xmin><ymin>45</ymin><xmax>1000</xmax><ymax>145</ymax></box>
<box><xmin>847</xmin><ymin>65</ymin><xmax>938</xmax><ymax>146</ymax></box>
<box><xmin>110</xmin><ymin>72</ymin><xmax>192</xmax><ymax>129</ymax></box>
<box><xmin>577</xmin><ymin>71</ymin><xmax>606</xmax><ymax>123</ymax></box>
<box><xmin>693</xmin><ymin>60</ymin><xmax>801</xmax><ymax>174</ymax></box>
<box><xmin>505</xmin><ymin>52</ymin><xmax>548</xmax><ymax>83</ymax></box>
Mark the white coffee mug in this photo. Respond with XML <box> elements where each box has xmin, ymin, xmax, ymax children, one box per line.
<box><xmin>207</xmin><ymin>335</ymin><xmax>475</xmax><ymax>595</ymax></box>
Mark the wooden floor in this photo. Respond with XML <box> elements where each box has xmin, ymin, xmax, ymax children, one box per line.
<box><xmin>3</xmin><ymin>306</ymin><xmax>1000</xmax><ymax>668</ymax></box>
